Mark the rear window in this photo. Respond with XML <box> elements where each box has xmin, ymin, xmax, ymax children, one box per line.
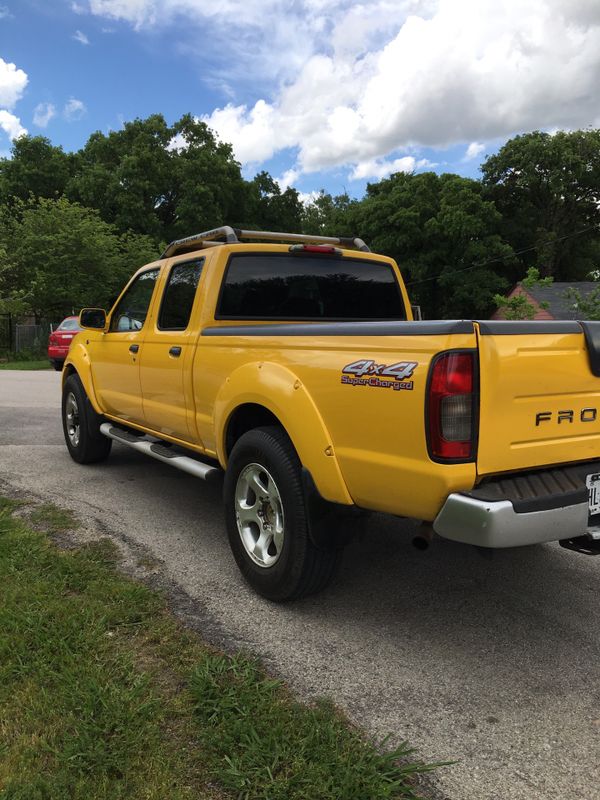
<box><xmin>57</xmin><ymin>318</ymin><xmax>81</xmax><ymax>331</ymax></box>
<box><xmin>217</xmin><ymin>254</ymin><xmax>406</xmax><ymax>320</ymax></box>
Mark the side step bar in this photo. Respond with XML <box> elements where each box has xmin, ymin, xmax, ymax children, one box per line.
<box><xmin>100</xmin><ymin>423</ymin><xmax>221</xmax><ymax>481</ymax></box>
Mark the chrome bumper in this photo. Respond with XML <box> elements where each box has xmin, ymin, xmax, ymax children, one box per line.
<box><xmin>433</xmin><ymin>493</ymin><xmax>589</xmax><ymax>548</ymax></box>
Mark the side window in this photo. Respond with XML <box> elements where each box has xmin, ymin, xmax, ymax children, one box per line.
<box><xmin>110</xmin><ymin>268</ymin><xmax>160</xmax><ymax>332</ymax></box>
<box><xmin>158</xmin><ymin>259</ymin><xmax>204</xmax><ymax>330</ymax></box>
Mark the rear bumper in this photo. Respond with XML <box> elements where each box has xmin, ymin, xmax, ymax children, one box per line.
<box><xmin>48</xmin><ymin>345</ymin><xmax>69</xmax><ymax>359</ymax></box>
<box><xmin>433</xmin><ymin>492</ymin><xmax>589</xmax><ymax>547</ymax></box>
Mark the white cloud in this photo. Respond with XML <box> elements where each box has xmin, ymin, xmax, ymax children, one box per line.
<box><xmin>64</xmin><ymin>97</ymin><xmax>87</xmax><ymax>120</ymax></box>
<box><xmin>0</xmin><ymin>57</ymin><xmax>28</xmax><ymax>109</ymax></box>
<box><xmin>463</xmin><ymin>142</ymin><xmax>485</xmax><ymax>161</ymax></box>
<box><xmin>202</xmin><ymin>100</ymin><xmax>279</xmax><ymax>164</ymax></box>
<box><xmin>33</xmin><ymin>102</ymin><xmax>56</xmax><ymax>128</ymax></box>
<box><xmin>80</xmin><ymin>0</ymin><xmax>600</xmax><ymax>176</ymax></box>
<box><xmin>276</xmin><ymin>169</ymin><xmax>301</xmax><ymax>191</ymax></box>
<box><xmin>0</xmin><ymin>6</ymin><xmax>12</xmax><ymax>19</ymax></box>
<box><xmin>0</xmin><ymin>57</ymin><xmax>27</xmax><ymax>143</ymax></box>
<box><xmin>0</xmin><ymin>110</ymin><xmax>26</xmax><ymax>140</ymax></box>
<box><xmin>299</xmin><ymin>190</ymin><xmax>321</xmax><ymax>205</ymax></box>
<box><xmin>73</xmin><ymin>29</ymin><xmax>90</xmax><ymax>44</ymax></box>
<box><xmin>350</xmin><ymin>156</ymin><xmax>433</xmax><ymax>181</ymax></box>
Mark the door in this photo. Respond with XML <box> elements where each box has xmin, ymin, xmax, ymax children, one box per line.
<box><xmin>89</xmin><ymin>267</ymin><xmax>160</xmax><ymax>424</ymax></box>
<box><xmin>139</xmin><ymin>258</ymin><xmax>204</xmax><ymax>441</ymax></box>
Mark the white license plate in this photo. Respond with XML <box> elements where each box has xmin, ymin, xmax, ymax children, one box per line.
<box><xmin>586</xmin><ymin>473</ymin><xmax>600</xmax><ymax>515</ymax></box>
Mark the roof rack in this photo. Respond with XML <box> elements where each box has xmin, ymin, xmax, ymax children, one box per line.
<box><xmin>160</xmin><ymin>226</ymin><xmax>370</xmax><ymax>259</ymax></box>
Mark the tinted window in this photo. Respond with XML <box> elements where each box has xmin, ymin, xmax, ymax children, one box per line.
<box><xmin>218</xmin><ymin>254</ymin><xmax>406</xmax><ymax>320</ymax></box>
<box><xmin>158</xmin><ymin>259</ymin><xmax>204</xmax><ymax>330</ymax></box>
<box><xmin>110</xmin><ymin>268</ymin><xmax>160</xmax><ymax>332</ymax></box>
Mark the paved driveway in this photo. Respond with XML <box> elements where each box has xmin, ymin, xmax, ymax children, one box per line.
<box><xmin>1</xmin><ymin>369</ymin><xmax>599</xmax><ymax>800</ymax></box>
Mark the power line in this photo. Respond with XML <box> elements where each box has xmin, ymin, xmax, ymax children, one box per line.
<box><xmin>404</xmin><ymin>223</ymin><xmax>600</xmax><ymax>287</ymax></box>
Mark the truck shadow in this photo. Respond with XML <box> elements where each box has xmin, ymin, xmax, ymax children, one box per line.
<box><xmin>312</xmin><ymin>512</ymin><xmax>600</xmax><ymax>698</ymax></box>
<box><xmin>109</xmin><ymin>447</ymin><xmax>599</xmax><ymax>691</ymax></box>
<box><xmin>95</xmin><ymin>447</ymin><xmax>600</xmax><ymax>798</ymax></box>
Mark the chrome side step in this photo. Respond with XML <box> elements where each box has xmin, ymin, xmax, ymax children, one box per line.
<box><xmin>100</xmin><ymin>423</ymin><xmax>221</xmax><ymax>481</ymax></box>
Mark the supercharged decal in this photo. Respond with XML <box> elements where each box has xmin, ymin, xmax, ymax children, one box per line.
<box><xmin>341</xmin><ymin>359</ymin><xmax>418</xmax><ymax>391</ymax></box>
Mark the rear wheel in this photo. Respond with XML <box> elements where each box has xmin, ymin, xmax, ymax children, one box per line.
<box><xmin>52</xmin><ymin>360</ymin><xmax>63</xmax><ymax>371</ymax></box>
<box><xmin>62</xmin><ymin>373</ymin><xmax>112</xmax><ymax>464</ymax></box>
<box><xmin>224</xmin><ymin>426</ymin><xmax>339</xmax><ymax>601</ymax></box>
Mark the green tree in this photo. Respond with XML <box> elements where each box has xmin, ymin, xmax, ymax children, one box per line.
<box><xmin>67</xmin><ymin>114</ymin><xmax>174</xmax><ymax>239</ymax></box>
<box><xmin>353</xmin><ymin>171</ymin><xmax>514</xmax><ymax>318</ymax></box>
<box><xmin>67</xmin><ymin>113</ymin><xmax>248</xmax><ymax>242</ymax></box>
<box><xmin>167</xmin><ymin>114</ymin><xmax>248</xmax><ymax>239</ymax></box>
<box><xmin>493</xmin><ymin>267</ymin><xmax>554</xmax><ymax>320</ymax></box>
<box><xmin>301</xmin><ymin>191</ymin><xmax>358</xmax><ymax>237</ymax></box>
<box><xmin>481</xmin><ymin>130</ymin><xmax>600</xmax><ymax>281</ymax></box>
<box><xmin>0</xmin><ymin>198</ymin><xmax>157</xmax><ymax>320</ymax></box>
<box><xmin>242</xmin><ymin>172</ymin><xmax>304</xmax><ymax>233</ymax></box>
<box><xmin>0</xmin><ymin>136</ymin><xmax>75</xmax><ymax>204</ymax></box>
<box><xmin>564</xmin><ymin>284</ymin><xmax>600</xmax><ymax>320</ymax></box>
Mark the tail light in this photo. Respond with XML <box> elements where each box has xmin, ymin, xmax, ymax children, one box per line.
<box><xmin>49</xmin><ymin>332</ymin><xmax>59</xmax><ymax>345</ymax></box>
<box><xmin>427</xmin><ymin>351</ymin><xmax>477</xmax><ymax>461</ymax></box>
<box><xmin>289</xmin><ymin>244</ymin><xmax>342</xmax><ymax>255</ymax></box>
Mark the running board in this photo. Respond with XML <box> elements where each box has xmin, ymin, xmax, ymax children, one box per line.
<box><xmin>100</xmin><ymin>423</ymin><xmax>221</xmax><ymax>481</ymax></box>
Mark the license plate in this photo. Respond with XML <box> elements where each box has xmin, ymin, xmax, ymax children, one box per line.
<box><xmin>586</xmin><ymin>473</ymin><xmax>600</xmax><ymax>515</ymax></box>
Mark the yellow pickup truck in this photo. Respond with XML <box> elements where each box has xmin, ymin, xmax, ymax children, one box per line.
<box><xmin>62</xmin><ymin>226</ymin><xmax>600</xmax><ymax>600</ymax></box>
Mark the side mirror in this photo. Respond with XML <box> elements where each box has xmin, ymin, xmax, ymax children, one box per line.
<box><xmin>79</xmin><ymin>308</ymin><xmax>107</xmax><ymax>330</ymax></box>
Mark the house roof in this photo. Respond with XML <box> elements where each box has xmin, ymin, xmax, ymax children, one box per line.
<box><xmin>523</xmin><ymin>281</ymin><xmax>599</xmax><ymax>320</ymax></box>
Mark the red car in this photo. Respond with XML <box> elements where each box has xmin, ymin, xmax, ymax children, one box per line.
<box><xmin>48</xmin><ymin>316</ymin><xmax>82</xmax><ymax>371</ymax></box>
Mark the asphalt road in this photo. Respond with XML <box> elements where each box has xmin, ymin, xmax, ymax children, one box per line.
<box><xmin>1</xmin><ymin>369</ymin><xmax>599</xmax><ymax>800</ymax></box>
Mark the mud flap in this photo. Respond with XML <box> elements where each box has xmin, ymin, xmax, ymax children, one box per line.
<box><xmin>301</xmin><ymin>468</ymin><xmax>367</xmax><ymax>550</ymax></box>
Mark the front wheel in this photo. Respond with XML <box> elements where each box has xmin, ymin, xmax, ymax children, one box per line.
<box><xmin>224</xmin><ymin>426</ymin><xmax>339</xmax><ymax>601</ymax></box>
<box><xmin>62</xmin><ymin>373</ymin><xmax>112</xmax><ymax>464</ymax></box>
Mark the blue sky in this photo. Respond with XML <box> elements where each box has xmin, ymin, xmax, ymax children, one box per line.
<box><xmin>1</xmin><ymin>0</ymin><xmax>599</xmax><ymax>202</ymax></box>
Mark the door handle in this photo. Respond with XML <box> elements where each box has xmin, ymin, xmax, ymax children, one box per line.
<box><xmin>169</xmin><ymin>346</ymin><xmax>182</xmax><ymax>357</ymax></box>
<box><xmin>129</xmin><ymin>344</ymin><xmax>139</xmax><ymax>354</ymax></box>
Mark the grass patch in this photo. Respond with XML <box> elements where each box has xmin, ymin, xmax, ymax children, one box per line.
<box><xmin>191</xmin><ymin>655</ymin><xmax>438</xmax><ymax>800</ymax></box>
<box><xmin>27</xmin><ymin>503</ymin><xmax>79</xmax><ymax>535</ymax></box>
<box><xmin>0</xmin><ymin>360</ymin><xmax>51</xmax><ymax>370</ymax></box>
<box><xmin>0</xmin><ymin>496</ymin><xmax>440</xmax><ymax>799</ymax></box>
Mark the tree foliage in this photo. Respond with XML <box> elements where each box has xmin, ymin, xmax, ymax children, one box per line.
<box><xmin>301</xmin><ymin>192</ymin><xmax>358</xmax><ymax>237</ymax></box>
<box><xmin>245</xmin><ymin>172</ymin><xmax>304</xmax><ymax>233</ymax></box>
<box><xmin>0</xmin><ymin>136</ymin><xmax>75</xmax><ymax>204</ymax></box>
<box><xmin>564</xmin><ymin>285</ymin><xmax>600</xmax><ymax>321</ymax></box>
<box><xmin>0</xmin><ymin>198</ymin><xmax>158</xmax><ymax>319</ymax></box>
<box><xmin>351</xmin><ymin>171</ymin><xmax>513</xmax><ymax>318</ymax></box>
<box><xmin>0</xmin><ymin>117</ymin><xmax>599</xmax><ymax>322</ymax></box>
<box><xmin>493</xmin><ymin>267</ymin><xmax>554</xmax><ymax>320</ymax></box>
<box><xmin>481</xmin><ymin>130</ymin><xmax>600</xmax><ymax>281</ymax></box>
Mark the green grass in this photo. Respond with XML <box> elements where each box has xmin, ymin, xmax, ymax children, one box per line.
<box><xmin>0</xmin><ymin>497</ymin><xmax>440</xmax><ymax>800</ymax></box>
<box><xmin>0</xmin><ymin>360</ymin><xmax>51</xmax><ymax>370</ymax></box>
<box><xmin>190</xmin><ymin>656</ymin><xmax>438</xmax><ymax>800</ymax></box>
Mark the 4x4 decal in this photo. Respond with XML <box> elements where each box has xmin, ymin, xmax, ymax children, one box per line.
<box><xmin>341</xmin><ymin>359</ymin><xmax>418</xmax><ymax>391</ymax></box>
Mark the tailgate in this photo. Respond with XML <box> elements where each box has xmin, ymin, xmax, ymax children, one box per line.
<box><xmin>476</xmin><ymin>321</ymin><xmax>600</xmax><ymax>476</ymax></box>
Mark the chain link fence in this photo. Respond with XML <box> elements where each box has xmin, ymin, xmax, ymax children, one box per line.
<box><xmin>15</xmin><ymin>323</ymin><xmax>50</xmax><ymax>353</ymax></box>
<box><xmin>0</xmin><ymin>315</ymin><xmax>54</xmax><ymax>360</ymax></box>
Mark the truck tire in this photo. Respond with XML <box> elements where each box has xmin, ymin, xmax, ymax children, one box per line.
<box><xmin>224</xmin><ymin>426</ymin><xmax>339</xmax><ymax>601</ymax></box>
<box><xmin>62</xmin><ymin>373</ymin><xmax>112</xmax><ymax>464</ymax></box>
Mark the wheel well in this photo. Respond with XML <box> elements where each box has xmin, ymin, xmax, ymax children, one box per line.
<box><xmin>63</xmin><ymin>364</ymin><xmax>76</xmax><ymax>380</ymax></box>
<box><xmin>225</xmin><ymin>403</ymin><xmax>282</xmax><ymax>456</ymax></box>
